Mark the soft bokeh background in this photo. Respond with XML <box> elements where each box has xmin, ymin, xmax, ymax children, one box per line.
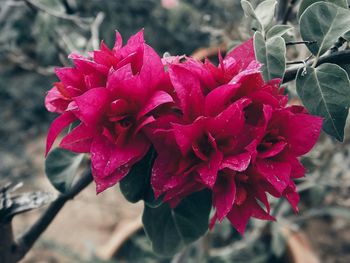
<box><xmin>1</xmin><ymin>0</ymin><xmax>350</xmax><ymax>262</ymax></box>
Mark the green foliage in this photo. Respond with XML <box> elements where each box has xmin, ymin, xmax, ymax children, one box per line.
<box><xmin>297</xmin><ymin>0</ymin><xmax>348</xmax><ymax>20</ymax></box>
<box><xmin>142</xmin><ymin>190</ymin><xmax>212</xmax><ymax>256</ymax></box>
<box><xmin>45</xmin><ymin>148</ymin><xmax>84</xmax><ymax>193</ymax></box>
<box><xmin>266</xmin><ymin>25</ymin><xmax>293</xmax><ymax>39</ymax></box>
<box><xmin>120</xmin><ymin>147</ymin><xmax>162</xmax><ymax>207</ymax></box>
<box><xmin>299</xmin><ymin>2</ymin><xmax>350</xmax><ymax>57</ymax></box>
<box><xmin>296</xmin><ymin>63</ymin><xmax>350</xmax><ymax>141</ymax></box>
<box><xmin>254</xmin><ymin>31</ymin><xmax>286</xmax><ymax>81</ymax></box>
<box><xmin>241</xmin><ymin>0</ymin><xmax>277</xmax><ymax>33</ymax></box>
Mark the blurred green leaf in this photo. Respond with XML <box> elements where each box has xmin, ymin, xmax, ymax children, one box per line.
<box><xmin>271</xmin><ymin>223</ymin><xmax>286</xmax><ymax>257</ymax></box>
<box><xmin>142</xmin><ymin>190</ymin><xmax>212</xmax><ymax>256</ymax></box>
<box><xmin>296</xmin><ymin>63</ymin><xmax>350</xmax><ymax>141</ymax></box>
<box><xmin>45</xmin><ymin>148</ymin><xmax>84</xmax><ymax>193</ymax></box>
<box><xmin>254</xmin><ymin>31</ymin><xmax>286</xmax><ymax>81</ymax></box>
<box><xmin>300</xmin><ymin>2</ymin><xmax>350</xmax><ymax>57</ymax></box>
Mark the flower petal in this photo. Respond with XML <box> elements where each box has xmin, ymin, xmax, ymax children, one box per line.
<box><xmin>73</xmin><ymin>87</ymin><xmax>111</xmax><ymax>126</ymax></box>
<box><xmin>220</xmin><ymin>152</ymin><xmax>251</xmax><ymax>172</ymax></box>
<box><xmin>60</xmin><ymin>123</ymin><xmax>97</xmax><ymax>153</ymax></box>
<box><xmin>213</xmin><ymin>175</ymin><xmax>236</xmax><ymax>221</ymax></box>
<box><xmin>46</xmin><ymin>112</ymin><xmax>76</xmax><ymax>156</ymax></box>
<box><xmin>169</xmin><ymin>65</ymin><xmax>205</xmax><ymax>121</ymax></box>
<box><xmin>137</xmin><ymin>90</ymin><xmax>174</xmax><ymax>119</ymax></box>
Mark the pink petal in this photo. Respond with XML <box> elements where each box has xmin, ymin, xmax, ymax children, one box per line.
<box><xmin>284</xmin><ymin>112</ymin><xmax>322</xmax><ymax>156</ymax></box>
<box><xmin>46</xmin><ymin>112</ymin><xmax>77</xmax><ymax>156</ymax></box>
<box><xmin>169</xmin><ymin>65</ymin><xmax>205</xmax><ymax>121</ymax></box>
<box><xmin>93</xmin><ymin>165</ymin><xmax>130</xmax><ymax>194</ymax></box>
<box><xmin>213</xmin><ymin>175</ymin><xmax>236</xmax><ymax>221</ymax></box>
<box><xmin>55</xmin><ymin>67</ymin><xmax>84</xmax><ymax>89</ymax></box>
<box><xmin>224</xmin><ymin>38</ymin><xmax>255</xmax><ymax>70</ymax></box>
<box><xmin>137</xmin><ymin>90</ymin><xmax>174</xmax><ymax>119</ymax></box>
<box><xmin>227</xmin><ymin>198</ymin><xmax>274</xmax><ymax>235</ymax></box>
<box><xmin>91</xmin><ymin>134</ymin><xmax>149</xmax><ymax>179</ymax></box>
<box><xmin>256</xmin><ymin>160</ymin><xmax>291</xmax><ymax>194</ymax></box>
<box><xmin>73</xmin><ymin>87</ymin><xmax>111</xmax><ymax>126</ymax></box>
<box><xmin>204</xmin><ymin>84</ymin><xmax>240</xmax><ymax>116</ymax></box>
<box><xmin>258</xmin><ymin>141</ymin><xmax>287</xmax><ymax>159</ymax></box>
<box><xmin>197</xmin><ymin>150</ymin><xmax>223</xmax><ymax>188</ymax></box>
<box><xmin>283</xmin><ymin>181</ymin><xmax>300</xmax><ymax>212</ymax></box>
<box><xmin>206</xmin><ymin>98</ymin><xmax>250</xmax><ymax>138</ymax></box>
<box><xmin>45</xmin><ymin>86</ymin><xmax>70</xmax><ymax>113</ymax></box>
<box><xmin>113</xmin><ymin>30</ymin><xmax>123</xmax><ymax>52</ymax></box>
<box><xmin>173</xmin><ymin>119</ymin><xmax>205</xmax><ymax>156</ymax></box>
<box><xmin>60</xmin><ymin>123</ymin><xmax>97</xmax><ymax>153</ymax></box>
<box><xmin>127</xmin><ymin>29</ymin><xmax>145</xmax><ymax>45</ymax></box>
<box><xmin>220</xmin><ymin>152</ymin><xmax>251</xmax><ymax>172</ymax></box>
<box><xmin>139</xmin><ymin>44</ymin><xmax>165</xmax><ymax>90</ymax></box>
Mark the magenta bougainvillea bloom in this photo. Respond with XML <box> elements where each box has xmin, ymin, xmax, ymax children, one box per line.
<box><xmin>46</xmin><ymin>30</ymin><xmax>322</xmax><ymax>234</ymax></box>
<box><xmin>45</xmin><ymin>30</ymin><xmax>174</xmax><ymax>193</ymax></box>
<box><xmin>146</xmin><ymin>39</ymin><xmax>322</xmax><ymax>234</ymax></box>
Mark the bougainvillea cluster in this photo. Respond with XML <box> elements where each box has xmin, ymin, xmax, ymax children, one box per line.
<box><xmin>45</xmin><ymin>30</ymin><xmax>322</xmax><ymax>234</ymax></box>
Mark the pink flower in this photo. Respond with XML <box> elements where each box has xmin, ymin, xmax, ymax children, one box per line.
<box><xmin>147</xmin><ymin>39</ymin><xmax>322</xmax><ymax>234</ymax></box>
<box><xmin>45</xmin><ymin>30</ymin><xmax>174</xmax><ymax>193</ymax></box>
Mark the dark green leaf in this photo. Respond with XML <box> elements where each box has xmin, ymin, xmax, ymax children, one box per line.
<box><xmin>296</xmin><ymin>63</ymin><xmax>350</xmax><ymax>141</ymax></box>
<box><xmin>254</xmin><ymin>31</ymin><xmax>286</xmax><ymax>81</ymax></box>
<box><xmin>120</xmin><ymin>148</ymin><xmax>156</xmax><ymax>203</ymax></box>
<box><xmin>300</xmin><ymin>2</ymin><xmax>350</xmax><ymax>57</ymax></box>
<box><xmin>45</xmin><ymin>148</ymin><xmax>84</xmax><ymax>193</ymax></box>
<box><xmin>297</xmin><ymin>0</ymin><xmax>348</xmax><ymax>20</ymax></box>
<box><xmin>142</xmin><ymin>190</ymin><xmax>212</xmax><ymax>256</ymax></box>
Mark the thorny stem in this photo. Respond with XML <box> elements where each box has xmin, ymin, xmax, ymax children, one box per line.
<box><xmin>286</xmin><ymin>54</ymin><xmax>313</xmax><ymax>65</ymax></box>
<box><xmin>283</xmin><ymin>49</ymin><xmax>350</xmax><ymax>83</ymax></box>
<box><xmin>285</xmin><ymin>41</ymin><xmax>317</xmax><ymax>46</ymax></box>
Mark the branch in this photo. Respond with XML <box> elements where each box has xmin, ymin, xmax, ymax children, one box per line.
<box><xmin>22</xmin><ymin>0</ymin><xmax>92</xmax><ymax>28</ymax></box>
<box><xmin>283</xmin><ymin>49</ymin><xmax>350</xmax><ymax>83</ymax></box>
<box><xmin>12</xmin><ymin>170</ymin><xmax>93</xmax><ymax>262</ymax></box>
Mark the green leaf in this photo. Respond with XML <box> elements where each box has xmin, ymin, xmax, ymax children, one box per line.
<box><xmin>296</xmin><ymin>63</ymin><xmax>350</xmax><ymax>141</ymax></box>
<box><xmin>266</xmin><ymin>25</ymin><xmax>293</xmax><ymax>39</ymax></box>
<box><xmin>344</xmin><ymin>31</ymin><xmax>350</xmax><ymax>41</ymax></box>
<box><xmin>255</xmin><ymin>0</ymin><xmax>277</xmax><ymax>31</ymax></box>
<box><xmin>120</xmin><ymin>148</ymin><xmax>156</xmax><ymax>203</ymax></box>
<box><xmin>254</xmin><ymin>31</ymin><xmax>286</xmax><ymax>81</ymax></box>
<box><xmin>300</xmin><ymin>2</ymin><xmax>350</xmax><ymax>57</ymax></box>
<box><xmin>142</xmin><ymin>190</ymin><xmax>212</xmax><ymax>256</ymax></box>
<box><xmin>45</xmin><ymin>148</ymin><xmax>84</xmax><ymax>193</ymax></box>
<box><xmin>297</xmin><ymin>0</ymin><xmax>348</xmax><ymax>20</ymax></box>
<box><xmin>241</xmin><ymin>0</ymin><xmax>262</xmax><ymax>31</ymax></box>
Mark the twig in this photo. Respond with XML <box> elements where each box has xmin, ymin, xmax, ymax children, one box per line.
<box><xmin>85</xmin><ymin>12</ymin><xmax>105</xmax><ymax>52</ymax></box>
<box><xmin>11</xmin><ymin>170</ymin><xmax>93</xmax><ymax>262</ymax></box>
<box><xmin>286</xmin><ymin>40</ymin><xmax>317</xmax><ymax>46</ymax></box>
<box><xmin>286</xmin><ymin>54</ymin><xmax>313</xmax><ymax>65</ymax></box>
<box><xmin>283</xmin><ymin>49</ymin><xmax>350</xmax><ymax>83</ymax></box>
<box><xmin>330</xmin><ymin>37</ymin><xmax>347</xmax><ymax>53</ymax></box>
<box><xmin>22</xmin><ymin>0</ymin><xmax>92</xmax><ymax>28</ymax></box>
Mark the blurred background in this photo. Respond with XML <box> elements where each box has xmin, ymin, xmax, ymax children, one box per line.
<box><xmin>0</xmin><ymin>0</ymin><xmax>350</xmax><ymax>262</ymax></box>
